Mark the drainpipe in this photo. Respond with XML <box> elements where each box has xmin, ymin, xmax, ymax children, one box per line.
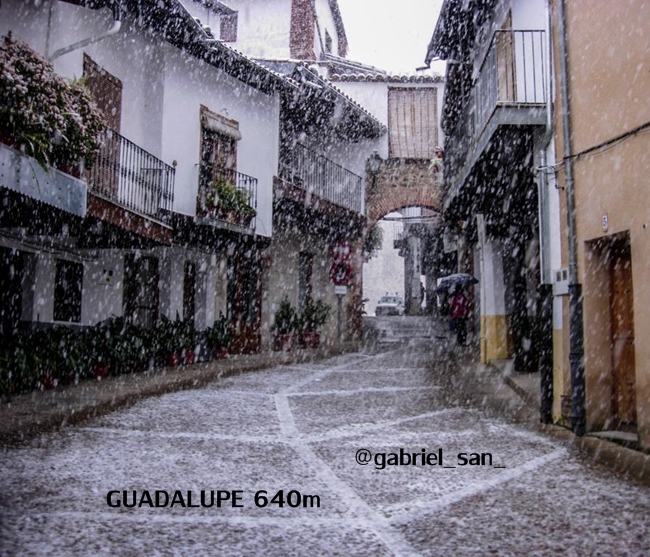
<box><xmin>535</xmin><ymin>0</ymin><xmax>557</xmax><ymax>425</ymax></box>
<box><xmin>558</xmin><ymin>0</ymin><xmax>586</xmax><ymax>436</ymax></box>
<box><xmin>538</xmin><ymin>151</ymin><xmax>554</xmax><ymax>424</ymax></box>
<box><xmin>48</xmin><ymin>2</ymin><xmax>122</xmax><ymax>62</ymax></box>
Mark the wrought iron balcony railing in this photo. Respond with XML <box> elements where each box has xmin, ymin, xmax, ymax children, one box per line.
<box><xmin>279</xmin><ymin>143</ymin><xmax>363</xmax><ymax>214</ymax></box>
<box><xmin>197</xmin><ymin>164</ymin><xmax>258</xmax><ymax>230</ymax></box>
<box><xmin>86</xmin><ymin>129</ymin><xmax>175</xmax><ymax>223</ymax></box>
<box><xmin>443</xmin><ymin>30</ymin><xmax>547</xmax><ymax>194</ymax></box>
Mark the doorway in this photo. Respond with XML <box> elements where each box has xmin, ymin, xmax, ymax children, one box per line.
<box><xmin>609</xmin><ymin>239</ymin><xmax>636</xmax><ymax>427</ymax></box>
<box><xmin>0</xmin><ymin>247</ymin><xmax>25</xmax><ymax>336</ymax></box>
<box><xmin>123</xmin><ymin>254</ymin><xmax>159</xmax><ymax>328</ymax></box>
<box><xmin>227</xmin><ymin>247</ymin><xmax>262</xmax><ymax>353</ymax></box>
<box><xmin>183</xmin><ymin>261</ymin><xmax>196</xmax><ymax>326</ymax></box>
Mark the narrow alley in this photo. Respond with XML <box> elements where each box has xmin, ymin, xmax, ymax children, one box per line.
<box><xmin>2</xmin><ymin>336</ymin><xmax>649</xmax><ymax>556</ymax></box>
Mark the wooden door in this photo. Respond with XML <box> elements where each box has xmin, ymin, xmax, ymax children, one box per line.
<box><xmin>124</xmin><ymin>254</ymin><xmax>159</xmax><ymax>329</ymax></box>
<box><xmin>0</xmin><ymin>247</ymin><xmax>24</xmax><ymax>336</ymax></box>
<box><xmin>83</xmin><ymin>55</ymin><xmax>122</xmax><ymax>132</ymax></box>
<box><xmin>609</xmin><ymin>245</ymin><xmax>636</xmax><ymax>425</ymax></box>
<box><xmin>497</xmin><ymin>11</ymin><xmax>516</xmax><ymax>102</ymax></box>
<box><xmin>227</xmin><ymin>248</ymin><xmax>261</xmax><ymax>354</ymax></box>
<box><xmin>183</xmin><ymin>261</ymin><xmax>196</xmax><ymax>326</ymax></box>
<box><xmin>83</xmin><ymin>55</ymin><xmax>122</xmax><ymax>198</ymax></box>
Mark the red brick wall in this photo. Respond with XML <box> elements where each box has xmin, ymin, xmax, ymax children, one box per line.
<box><xmin>290</xmin><ymin>0</ymin><xmax>316</xmax><ymax>60</ymax></box>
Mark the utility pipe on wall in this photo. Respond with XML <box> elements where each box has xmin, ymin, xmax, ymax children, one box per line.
<box><xmin>48</xmin><ymin>3</ymin><xmax>121</xmax><ymax>62</ymax></box>
<box><xmin>558</xmin><ymin>0</ymin><xmax>586</xmax><ymax>436</ymax></box>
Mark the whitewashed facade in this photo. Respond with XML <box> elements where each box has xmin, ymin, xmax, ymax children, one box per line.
<box><xmin>0</xmin><ymin>0</ymin><xmax>283</xmax><ymax>338</ymax></box>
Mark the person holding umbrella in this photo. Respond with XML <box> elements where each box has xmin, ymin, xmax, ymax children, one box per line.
<box><xmin>449</xmin><ymin>286</ymin><xmax>470</xmax><ymax>346</ymax></box>
<box><xmin>436</xmin><ymin>274</ymin><xmax>477</xmax><ymax>343</ymax></box>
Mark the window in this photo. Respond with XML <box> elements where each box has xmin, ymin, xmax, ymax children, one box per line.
<box><xmin>200</xmin><ymin>107</ymin><xmax>240</xmax><ymax>174</ymax></box>
<box><xmin>388</xmin><ymin>88</ymin><xmax>439</xmax><ymax>159</ymax></box>
<box><xmin>199</xmin><ymin>107</ymin><xmax>241</xmax><ymax>214</ymax></box>
<box><xmin>220</xmin><ymin>12</ymin><xmax>238</xmax><ymax>42</ymax></box>
<box><xmin>54</xmin><ymin>260</ymin><xmax>83</xmax><ymax>323</ymax></box>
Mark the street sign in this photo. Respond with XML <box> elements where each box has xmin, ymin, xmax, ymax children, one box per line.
<box><xmin>330</xmin><ymin>241</ymin><xmax>351</xmax><ymax>261</ymax></box>
<box><xmin>329</xmin><ymin>261</ymin><xmax>352</xmax><ymax>285</ymax></box>
<box><xmin>334</xmin><ymin>285</ymin><xmax>347</xmax><ymax>295</ymax></box>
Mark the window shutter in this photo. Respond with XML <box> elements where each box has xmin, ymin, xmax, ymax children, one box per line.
<box><xmin>220</xmin><ymin>12</ymin><xmax>238</xmax><ymax>42</ymax></box>
<box><xmin>388</xmin><ymin>88</ymin><xmax>438</xmax><ymax>159</ymax></box>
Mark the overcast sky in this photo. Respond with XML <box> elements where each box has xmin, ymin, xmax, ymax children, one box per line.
<box><xmin>336</xmin><ymin>0</ymin><xmax>446</xmax><ymax>75</ymax></box>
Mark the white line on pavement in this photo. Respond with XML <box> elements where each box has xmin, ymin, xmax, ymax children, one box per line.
<box><xmin>301</xmin><ymin>407</ymin><xmax>468</xmax><ymax>442</ymax></box>
<box><xmin>387</xmin><ymin>448</ymin><xmax>567</xmax><ymax>522</ymax></box>
<box><xmin>278</xmin><ymin>347</ymin><xmax>418</xmax><ymax>395</ymax></box>
<box><xmin>77</xmin><ymin>427</ymin><xmax>281</xmax><ymax>444</ymax></box>
<box><xmin>274</xmin><ymin>391</ymin><xmax>421</xmax><ymax>557</ymax></box>
<box><xmin>18</xmin><ymin>511</ymin><xmax>353</xmax><ymax>529</ymax></box>
<box><xmin>287</xmin><ymin>386</ymin><xmax>441</xmax><ymax>397</ymax></box>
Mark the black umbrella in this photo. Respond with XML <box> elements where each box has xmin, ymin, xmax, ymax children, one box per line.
<box><xmin>436</xmin><ymin>273</ymin><xmax>479</xmax><ymax>292</ymax></box>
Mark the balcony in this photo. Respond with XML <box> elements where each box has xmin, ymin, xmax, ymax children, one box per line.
<box><xmin>444</xmin><ymin>30</ymin><xmax>548</xmax><ymax>209</ymax></box>
<box><xmin>279</xmin><ymin>143</ymin><xmax>363</xmax><ymax>214</ymax></box>
<box><xmin>0</xmin><ymin>142</ymin><xmax>87</xmax><ymax>217</ymax></box>
<box><xmin>85</xmin><ymin>129</ymin><xmax>175</xmax><ymax>225</ymax></box>
<box><xmin>197</xmin><ymin>164</ymin><xmax>258</xmax><ymax>232</ymax></box>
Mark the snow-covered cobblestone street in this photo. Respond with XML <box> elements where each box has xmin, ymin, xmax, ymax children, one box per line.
<box><xmin>2</xmin><ymin>343</ymin><xmax>650</xmax><ymax>556</ymax></box>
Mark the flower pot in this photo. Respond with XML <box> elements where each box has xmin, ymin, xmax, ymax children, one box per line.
<box><xmin>302</xmin><ymin>331</ymin><xmax>321</xmax><ymax>349</ymax></box>
<box><xmin>59</xmin><ymin>372</ymin><xmax>77</xmax><ymax>386</ymax></box>
<box><xmin>167</xmin><ymin>352</ymin><xmax>180</xmax><ymax>367</ymax></box>
<box><xmin>93</xmin><ymin>363</ymin><xmax>109</xmax><ymax>380</ymax></box>
<box><xmin>238</xmin><ymin>213</ymin><xmax>254</xmax><ymax>227</ymax></box>
<box><xmin>39</xmin><ymin>370</ymin><xmax>57</xmax><ymax>390</ymax></box>
<box><xmin>274</xmin><ymin>333</ymin><xmax>296</xmax><ymax>352</ymax></box>
<box><xmin>183</xmin><ymin>350</ymin><xmax>196</xmax><ymax>365</ymax></box>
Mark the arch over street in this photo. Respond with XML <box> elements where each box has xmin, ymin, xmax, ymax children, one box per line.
<box><xmin>365</xmin><ymin>159</ymin><xmax>443</xmax><ymax>225</ymax></box>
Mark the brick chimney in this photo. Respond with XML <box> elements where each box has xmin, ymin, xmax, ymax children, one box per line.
<box><xmin>290</xmin><ymin>0</ymin><xmax>316</xmax><ymax>60</ymax></box>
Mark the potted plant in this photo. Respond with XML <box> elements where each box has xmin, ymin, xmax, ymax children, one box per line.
<box><xmin>203</xmin><ymin>313</ymin><xmax>232</xmax><ymax>359</ymax></box>
<box><xmin>122</xmin><ymin>322</ymin><xmax>150</xmax><ymax>374</ymax></box>
<box><xmin>233</xmin><ymin>188</ymin><xmax>256</xmax><ymax>226</ymax></box>
<box><xmin>55</xmin><ymin>327</ymin><xmax>85</xmax><ymax>385</ymax></box>
<box><xmin>299</xmin><ymin>300</ymin><xmax>331</xmax><ymax>349</ymax></box>
<box><xmin>272</xmin><ymin>297</ymin><xmax>298</xmax><ymax>351</ymax></box>
<box><xmin>182</xmin><ymin>319</ymin><xmax>197</xmax><ymax>365</ymax></box>
<box><xmin>87</xmin><ymin>320</ymin><xmax>112</xmax><ymax>380</ymax></box>
<box><xmin>157</xmin><ymin>315</ymin><xmax>183</xmax><ymax>367</ymax></box>
<box><xmin>205</xmin><ymin>177</ymin><xmax>237</xmax><ymax>220</ymax></box>
<box><xmin>0</xmin><ymin>330</ymin><xmax>37</xmax><ymax>398</ymax></box>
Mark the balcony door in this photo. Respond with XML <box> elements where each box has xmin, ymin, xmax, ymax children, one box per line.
<box><xmin>199</xmin><ymin>107</ymin><xmax>240</xmax><ymax>214</ymax></box>
<box><xmin>497</xmin><ymin>12</ymin><xmax>516</xmax><ymax>103</ymax></box>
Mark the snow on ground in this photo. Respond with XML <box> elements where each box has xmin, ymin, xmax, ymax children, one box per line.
<box><xmin>1</xmin><ymin>343</ymin><xmax>649</xmax><ymax>556</ymax></box>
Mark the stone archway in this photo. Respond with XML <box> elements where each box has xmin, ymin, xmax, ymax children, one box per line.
<box><xmin>363</xmin><ymin>158</ymin><xmax>444</xmax><ymax>317</ymax></box>
<box><xmin>366</xmin><ymin>159</ymin><xmax>443</xmax><ymax>225</ymax></box>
